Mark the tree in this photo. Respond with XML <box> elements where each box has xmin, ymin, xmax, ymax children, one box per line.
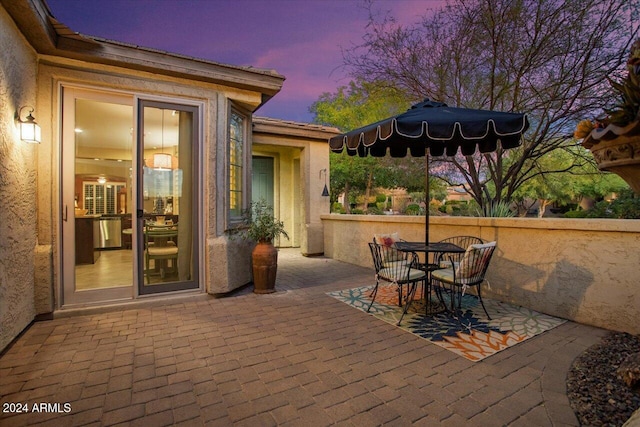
<box><xmin>510</xmin><ymin>144</ymin><xmax>626</xmax><ymax>216</ymax></box>
<box><xmin>341</xmin><ymin>0</ymin><xmax>639</xmax><ymax>210</ymax></box>
<box><xmin>311</xmin><ymin>80</ymin><xmax>444</xmax><ymax>212</ymax></box>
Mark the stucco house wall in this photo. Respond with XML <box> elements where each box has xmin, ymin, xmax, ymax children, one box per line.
<box><xmin>0</xmin><ymin>6</ymin><xmax>39</xmax><ymax>351</ymax></box>
<box><xmin>34</xmin><ymin>59</ymin><xmax>265</xmax><ymax>301</ymax></box>
<box><xmin>252</xmin><ymin>118</ymin><xmax>338</xmax><ymax>256</ymax></box>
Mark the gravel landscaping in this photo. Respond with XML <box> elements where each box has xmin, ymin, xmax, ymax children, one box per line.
<box><xmin>567</xmin><ymin>332</ymin><xmax>640</xmax><ymax>426</ymax></box>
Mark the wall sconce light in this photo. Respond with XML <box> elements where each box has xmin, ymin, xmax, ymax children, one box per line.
<box><xmin>320</xmin><ymin>169</ymin><xmax>329</xmax><ymax>197</ymax></box>
<box><xmin>18</xmin><ymin>106</ymin><xmax>42</xmax><ymax>144</ymax></box>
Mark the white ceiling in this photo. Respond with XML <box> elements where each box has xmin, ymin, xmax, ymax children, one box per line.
<box><xmin>75</xmin><ymin>98</ymin><xmax>180</xmax><ymax>152</ymax></box>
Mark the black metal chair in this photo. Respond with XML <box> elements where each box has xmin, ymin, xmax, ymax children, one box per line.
<box><xmin>368</xmin><ymin>242</ymin><xmax>427</xmax><ymax>325</ymax></box>
<box><xmin>432</xmin><ymin>235</ymin><xmax>483</xmax><ymax>267</ymax></box>
<box><xmin>372</xmin><ymin>234</ymin><xmax>407</xmax><ymax>303</ymax></box>
<box><xmin>430</xmin><ymin>241</ymin><xmax>496</xmax><ymax>319</ymax></box>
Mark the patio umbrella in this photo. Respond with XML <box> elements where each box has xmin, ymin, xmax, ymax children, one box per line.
<box><xmin>328</xmin><ymin>99</ymin><xmax>529</xmax><ymax>243</ymax></box>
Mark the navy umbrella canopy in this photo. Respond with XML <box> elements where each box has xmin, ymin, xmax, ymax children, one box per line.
<box><xmin>329</xmin><ymin>99</ymin><xmax>529</xmax><ymax>242</ymax></box>
<box><xmin>329</xmin><ymin>100</ymin><xmax>529</xmax><ymax>157</ymax></box>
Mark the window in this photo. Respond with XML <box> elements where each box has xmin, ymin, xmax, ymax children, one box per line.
<box><xmin>229</xmin><ymin>110</ymin><xmax>246</xmax><ymax>220</ymax></box>
<box><xmin>83</xmin><ymin>181</ymin><xmax>125</xmax><ymax>215</ymax></box>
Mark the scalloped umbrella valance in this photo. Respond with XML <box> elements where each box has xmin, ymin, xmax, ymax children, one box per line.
<box><xmin>329</xmin><ymin>99</ymin><xmax>529</xmax><ymax>242</ymax></box>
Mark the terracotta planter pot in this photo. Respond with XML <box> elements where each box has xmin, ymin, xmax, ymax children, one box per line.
<box><xmin>583</xmin><ymin>122</ymin><xmax>640</xmax><ymax>194</ymax></box>
<box><xmin>252</xmin><ymin>241</ymin><xmax>278</xmax><ymax>294</ymax></box>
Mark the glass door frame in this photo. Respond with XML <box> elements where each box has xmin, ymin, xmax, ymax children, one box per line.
<box><xmin>136</xmin><ymin>99</ymin><xmax>202</xmax><ymax>295</ymax></box>
<box><xmin>60</xmin><ymin>87</ymin><xmax>135</xmax><ymax>307</ymax></box>
<box><xmin>60</xmin><ymin>86</ymin><xmax>204</xmax><ymax>307</ymax></box>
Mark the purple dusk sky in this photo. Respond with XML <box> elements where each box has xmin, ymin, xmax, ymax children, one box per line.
<box><xmin>46</xmin><ymin>0</ymin><xmax>444</xmax><ymax>123</ymax></box>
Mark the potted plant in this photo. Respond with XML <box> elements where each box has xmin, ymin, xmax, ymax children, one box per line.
<box><xmin>576</xmin><ymin>39</ymin><xmax>640</xmax><ymax>193</ymax></box>
<box><xmin>240</xmin><ymin>200</ymin><xmax>289</xmax><ymax>294</ymax></box>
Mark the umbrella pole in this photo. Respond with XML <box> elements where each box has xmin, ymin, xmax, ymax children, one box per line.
<box><xmin>425</xmin><ymin>154</ymin><xmax>429</xmax><ymax>244</ymax></box>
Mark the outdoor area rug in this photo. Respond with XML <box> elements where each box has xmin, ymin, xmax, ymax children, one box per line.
<box><xmin>327</xmin><ymin>284</ymin><xmax>566</xmax><ymax>362</ymax></box>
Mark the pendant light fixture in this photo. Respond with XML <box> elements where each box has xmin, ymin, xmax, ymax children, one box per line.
<box><xmin>153</xmin><ymin>109</ymin><xmax>172</xmax><ymax>170</ymax></box>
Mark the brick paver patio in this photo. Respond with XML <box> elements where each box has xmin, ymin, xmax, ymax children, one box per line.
<box><xmin>0</xmin><ymin>249</ymin><xmax>607</xmax><ymax>426</ymax></box>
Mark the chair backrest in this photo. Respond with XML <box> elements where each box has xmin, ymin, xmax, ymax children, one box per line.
<box><xmin>440</xmin><ymin>236</ymin><xmax>484</xmax><ymax>252</ymax></box>
<box><xmin>436</xmin><ymin>235</ymin><xmax>484</xmax><ymax>265</ymax></box>
<box><xmin>439</xmin><ymin>235</ymin><xmax>483</xmax><ymax>249</ymax></box>
<box><xmin>368</xmin><ymin>242</ymin><xmax>384</xmax><ymax>273</ymax></box>
<box><xmin>145</xmin><ymin>221</ymin><xmax>178</xmax><ymax>246</ymax></box>
<box><xmin>369</xmin><ymin>242</ymin><xmax>422</xmax><ymax>284</ymax></box>
<box><xmin>455</xmin><ymin>241</ymin><xmax>496</xmax><ymax>284</ymax></box>
<box><xmin>373</xmin><ymin>232</ymin><xmax>400</xmax><ymax>247</ymax></box>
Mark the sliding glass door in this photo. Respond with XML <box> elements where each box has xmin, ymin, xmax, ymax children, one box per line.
<box><xmin>137</xmin><ymin>101</ymin><xmax>199</xmax><ymax>294</ymax></box>
<box><xmin>61</xmin><ymin>88</ymin><xmax>200</xmax><ymax>306</ymax></box>
<box><xmin>61</xmin><ymin>88</ymin><xmax>135</xmax><ymax>305</ymax></box>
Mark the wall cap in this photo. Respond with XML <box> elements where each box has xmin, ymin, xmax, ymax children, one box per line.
<box><xmin>320</xmin><ymin>214</ymin><xmax>640</xmax><ymax>233</ymax></box>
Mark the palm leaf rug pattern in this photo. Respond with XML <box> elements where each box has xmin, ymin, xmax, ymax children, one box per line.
<box><xmin>327</xmin><ymin>284</ymin><xmax>566</xmax><ymax>362</ymax></box>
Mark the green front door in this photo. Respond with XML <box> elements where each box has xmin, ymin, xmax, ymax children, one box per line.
<box><xmin>252</xmin><ymin>156</ymin><xmax>274</xmax><ymax>207</ymax></box>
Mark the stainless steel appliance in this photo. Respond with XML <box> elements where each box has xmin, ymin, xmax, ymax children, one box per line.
<box><xmin>94</xmin><ymin>216</ymin><xmax>122</xmax><ymax>249</ymax></box>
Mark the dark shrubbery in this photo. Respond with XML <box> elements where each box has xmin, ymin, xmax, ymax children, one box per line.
<box><xmin>565</xmin><ymin>190</ymin><xmax>640</xmax><ymax>219</ymax></box>
<box><xmin>404</xmin><ymin>204</ymin><xmax>421</xmax><ymax>215</ymax></box>
<box><xmin>331</xmin><ymin>202</ymin><xmax>345</xmax><ymax>214</ymax></box>
<box><xmin>367</xmin><ymin>206</ymin><xmax>383</xmax><ymax>215</ymax></box>
<box><xmin>439</xmin><ymin>200</ymin><xmax>475</xmax><ymax>216</ymax></box>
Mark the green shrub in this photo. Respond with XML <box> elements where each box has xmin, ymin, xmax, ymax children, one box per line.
<box><xmin>586</xmin><ymin>197</ymin><xmax>640</xmax><ymax>218</ymax></box>
<box><xmin>404</xmin><ymin>204</ymin><xmax>421</xmax><ymax>215</ymax></box>
<box><xmin>474</xmin><ymin>200</ymin><xmax>515</xmax><ymax>217</ymax></box>
<box><xmin>441</xmin><ymin>200</ymin><xmax>476</xmax><ymax>216</ymax></box>
<box><xmin>375</xmin><ymin>194</ymin><xmax>387</xmax><ymax>203</ymax></box>
<box><xmin>351</xmin><ymin>208</ymin><xmax>364</xmax><ymax>215</ymax></box>
<box><xmin>367</xmin><ymin>206</ymin><xmax>383</xmax><ymax>215</ymax></box>
<box><xmin>331</xmin><ymin>202</ymin><xmax>345</xmax><ymax>214</ymax></box>
<box><xmin>564</xmin><ymin>209</ymin><xmax>588</xmax><ymax>218</ymax></box>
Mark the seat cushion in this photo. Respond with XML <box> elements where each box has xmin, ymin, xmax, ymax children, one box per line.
<box><xmin>379</xmin><ymin>266</ymin><xmax>426</xmax><ymax>282</ymax></box>
<box><xmin>431</xmin><ymin>268</ymin><xmax>455</xmax><ymax>283</ymax></box>
<box><xmin>382</xmin><ymin>259</ymin><xmax>410</xmax><ymax>268</ymax></box>
<box><xmin>431</xmin><ymin>267</ymin><xmax>478</xmax><ymax>285</ymax></box>
<box><xmin>439</xmin><ymin>260</ymin><xmax>459</xmax><ymax>269</ymax></box>
<box><xmin>148</xmin><ymin>246</ymin><xmax>179</xmax><ymax>256</ymax></box>
<box><xmin>149</xmin><ymin>241</ymin><xmax>176</xmax><ymax>247</ymax></box>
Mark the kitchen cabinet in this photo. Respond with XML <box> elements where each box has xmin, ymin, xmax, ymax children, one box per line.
<box><xmin>122</xmin><ymin>215</ymin><xmax>133</xmax><ymax>249</ymax></box>
<box><xmin>75</xmin><ymin>216</ymin><xmax>100</xmax><ymax>264</ymax></box>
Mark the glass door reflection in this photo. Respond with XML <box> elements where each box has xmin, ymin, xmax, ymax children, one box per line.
<box><xmin>138</xmin><ymin>102</ymin><xmax>199</xmax><ymax>294</ymax></box>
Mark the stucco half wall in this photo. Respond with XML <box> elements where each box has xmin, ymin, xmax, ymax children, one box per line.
<box><xmin>322</xmin><ymin>214</ymin><xmax>640</xmax><ymax>335</ymax></box>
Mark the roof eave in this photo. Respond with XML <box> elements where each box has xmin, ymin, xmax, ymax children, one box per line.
<box><xmin>55</xmin><ymin>35</ymin><xmax>285</xmax><ymax>99</ymax></box>
<box><xmin>253</xmin><ymin>117</ymin><xmax>341</xmax><ymax>141</ymax></box>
